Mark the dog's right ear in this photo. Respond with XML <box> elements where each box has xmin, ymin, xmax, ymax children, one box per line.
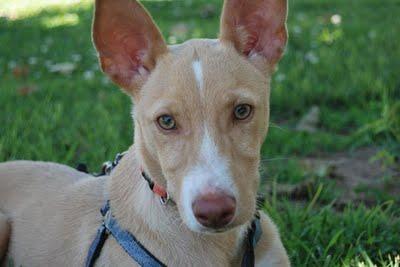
<box><xmin>93</xmin><ymin>0</ymin><xmax>167</xmax><ymax>96</ymax></box>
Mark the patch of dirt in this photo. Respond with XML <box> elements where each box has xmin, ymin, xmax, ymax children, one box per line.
<box><xmin>304</xmin><ymin>147</ymin><xmax>399</xmax><ymax>206</ymax></box>
<box><xmin>264</xmin><ymin>147</ymin><xmax>400</xmax><ymax>208</ymax></box>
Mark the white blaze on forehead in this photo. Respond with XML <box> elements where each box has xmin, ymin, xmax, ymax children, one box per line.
<box><xmin>181</xmin><ymin>126</ymin><xmax>237</xmax><ymax>231</ymax></box>
<box><xmin>198</xmin><ymin>128</ymin><xmax>229</xmax><ymax>182</ymax></box>
<box><xmin>192</xmin><ymin>60</ymin><xmax>203</xmax><ymax>91</ymax></box>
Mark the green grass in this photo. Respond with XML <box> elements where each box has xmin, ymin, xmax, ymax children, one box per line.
<box><xmin>0</xmin><ymin>0</ymin><xmax>399</xmax><ymax>266</ymax></box>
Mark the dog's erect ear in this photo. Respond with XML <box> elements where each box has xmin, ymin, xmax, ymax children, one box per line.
<box><xmin>93</xmin><ymin>0</ymin><xmax>167</xmax><ymax>96</ymax></box>
<box><xmin>220</xmin><ymin>0</ymin><xmax>288</xmax><ymax>73</ymax></box>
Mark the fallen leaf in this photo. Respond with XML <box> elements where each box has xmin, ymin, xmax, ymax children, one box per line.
<box><xmin>330</xmin><ymin>14</ymin><xmax>342</xmax><ymax>25</ymax></box>
<box><xmin>28</xmin><ymin>57</ymin><xmax>38</xmax><ymax>65</ymax></box>
<box><xmin>305</xmin><ymin>51</ymin><xmax>319</xmax><ymax>64</ymax></box>
<box><xmin>17</xmin><ymin>85</ymin><xmax>38</xmax><ymax>96</ymax></box>
<box><xmin>200</xmin><ymin>3</ymin><xmax>216</xmax><ymax>18</ymax></box>
<box><xmin>12</xmin><ymin>65</ymin><xmax>29</xmax><ymax>78</ymax></box>
<box><xmin>296</xmin><ymin>106</ymin><xmax>320</xmax><ymax>133</ymax></box>
<box><xmin>170</xmin><ymin>23</ymin><xmax>189</xmax><ymax>40</ymax></box>
<box><xmin>83</xmin><ymin>70</ymin><xmax>94</xmax><ymax>80</ymax></box>
<box><xmin>47</xmin><ymin>62</ymin><xmax>76</xmax><ymax>75</ymax></box>
<box><xmin>71</xmin><ymin>54</ymin><xmax>82</xmax><ymax>62</ymax></box>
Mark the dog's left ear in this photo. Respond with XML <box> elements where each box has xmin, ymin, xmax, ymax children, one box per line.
<box><xmin>92</xmin><ymin>0</ymin><xmax>168</xmax><ymax>97</ymax></box>
<box><xmin>220</xmin><ymin>0</ymin><xmax>288</xmax><ymax>73</ymax></box>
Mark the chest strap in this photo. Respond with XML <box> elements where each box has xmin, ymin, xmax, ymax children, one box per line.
<box><xmin>85</xmin><ymin>201</ymin><xmax>166</xmax><ymax>267</ymax></box>
<box><xmin>241</xmin><ymin>211</ymin><xmax>262</xmax><ymax>267</ymax></box>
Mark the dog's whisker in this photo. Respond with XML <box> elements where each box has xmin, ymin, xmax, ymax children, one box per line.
<box><xmin>269</xmin><ymin>123</ymin><xmax>288</xmax><ymax>132</ymax></box>
<box><xmin>260</xmin><ymin>157</ymin><xmax>292</xmax><ymax>162</ymax></box>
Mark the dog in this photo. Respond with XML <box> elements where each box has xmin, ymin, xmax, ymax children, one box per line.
<box><xmin>0</xmin><ymin>0</ymin><xmax>290</xmax><ymax>266</ymax></box>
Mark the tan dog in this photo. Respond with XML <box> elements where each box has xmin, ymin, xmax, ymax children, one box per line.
<box><xmin>0</xmin><ymin>0</ymin><xmax>290</xmax><ymax>266</ymax></box>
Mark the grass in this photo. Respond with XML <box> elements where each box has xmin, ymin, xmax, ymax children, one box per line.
<box><xmin>0</xmin><ymin>0</ymin><xmax>399</xmax><ymax>266</ymax></box>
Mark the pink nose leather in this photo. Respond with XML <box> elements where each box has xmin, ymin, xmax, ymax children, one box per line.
<box><xmin>192</xmin><ymin>192</ymin><xmax>236</xmax><ymax>229</ymax></box>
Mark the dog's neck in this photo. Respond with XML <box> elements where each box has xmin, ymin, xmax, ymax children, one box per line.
<box><xmin>107</xmin><ymin>145</ymin><xmax>174</xmax><ymax>233</ymax></box>
<box><xmin>106</xmin><ymin>145</ymin><xmax>247</xmax><ymax>264</ymax></box>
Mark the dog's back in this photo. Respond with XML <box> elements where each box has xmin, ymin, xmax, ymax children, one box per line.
<box><xmin>0</xmin><ymin>161</ymin><xmax>88</xmax><ymax>213</ymax></box>
<box><xmin>0</xmin><ymin>161</ymin><xmax>105</xmax><ymax>266</ymax></box>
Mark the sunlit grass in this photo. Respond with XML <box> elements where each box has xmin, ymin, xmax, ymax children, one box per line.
<box><xmin>347</xmin><ymin>254</ymin><xmax>400</xmax><ymax>267</ymax></box>
<box><xmin>40</xmin><ymin>13</ymin><xmax>80</xmax><ymax>28</ymax></box>
<box><xmin>0</xmin><ymin>0</ymin><xmax>91</xmax><ymax>19</ymax></box>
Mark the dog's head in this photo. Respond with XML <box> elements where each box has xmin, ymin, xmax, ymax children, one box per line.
<box><xmin>93</xmin><ymin>0</ymin><xmax>287</xmax><ymax>233</ymax></box>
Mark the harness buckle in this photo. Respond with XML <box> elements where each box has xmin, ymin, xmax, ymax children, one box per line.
<box><xmin>160</xmin><ymin>193</ymin><xmax>170</xmax><ymax>205</ymax></box>
<box><xmin>103</xmin><ymin>209</ymin><xmax>113</xmax><ymax>234</ymax></box>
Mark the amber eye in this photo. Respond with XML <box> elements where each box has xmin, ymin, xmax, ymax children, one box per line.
<box><xmin>234</xmin><ymin>104</ymin><xmax>252</xmax><ymax>120</ymax></box>
<box><xmin>157</xmin><ymin>114</ymin><xmax>176</xmax><ymax>130</ymax></box>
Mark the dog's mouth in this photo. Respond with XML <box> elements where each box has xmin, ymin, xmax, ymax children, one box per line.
<box><xmin>187</xmin><ymin>221</ymin><xmax>237</xmax><ymax>234</ymax></box>
<box><xmin>199</xmin><ymin>225</ymin><xmax>236</xmax><ymax>234</ymax></box>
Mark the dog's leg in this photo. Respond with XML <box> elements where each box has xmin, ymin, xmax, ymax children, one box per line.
<box><xmin>255</xmin><ymin>212</ymin><xmax>290</xmax><ymax>267</ymax></box>
<box><xmin>0</xmin><ymin>212</ymin><xmax>10</xmax><ymax>263</ymax></box>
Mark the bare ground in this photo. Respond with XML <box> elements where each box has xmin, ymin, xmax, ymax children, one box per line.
<box><xmin>262</xmin><ymin>147</ymin><xmax>400</xmax><ymax>208</ymax></box>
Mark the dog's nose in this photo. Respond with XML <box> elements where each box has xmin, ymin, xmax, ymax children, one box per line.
<box><xmin>192</xmin><ymin>192</ymin><xmax>236</xmax><ymax>229</ymax></box>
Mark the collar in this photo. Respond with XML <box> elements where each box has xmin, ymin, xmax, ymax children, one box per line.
<box><xmin>82</xmin><ymin>151</ymin><xmax>171</xmax><ymax>205</ymax></box>
<box><xmin>141</xmin><ymin>169</ymin><xmax>171</xmax><ymax>205</ymax></box>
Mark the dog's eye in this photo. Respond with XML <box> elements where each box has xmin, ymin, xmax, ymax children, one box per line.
<box><xmin>157</xmin><ymin>115</ymin><xmax>176</xmax><ymax>130</ymax></box>
<box><xmin>234</xmin><ymin>104</ymin><xmax>252</xmax><ymax>120</ymax></box>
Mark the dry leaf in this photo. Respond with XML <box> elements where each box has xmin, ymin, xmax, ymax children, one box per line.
<box><xmin>200</xmin><ymin>3</ymin><xmax>217</xmax><ymax>18</ymax></box>
<box><xmin>17</xmin><ymin>85</ymin><xmax>38</xmax><ymax>96</ymax></box>
<box><xmin>296</xmin><ymin>106</ymin><xmax>320</xmax><ymax>133</ymax></box>
<box><xmin>12</xmin><ymin>65</ymin><xmax>30</xmax><ymax>78</ymax></box>
<box><xmin>48</xmin><ymin>62</ymin><xmax>76</xmax><ymax>75</ymax></box>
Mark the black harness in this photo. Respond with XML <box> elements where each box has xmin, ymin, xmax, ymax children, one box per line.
<box><xmin>79</xmin><ymin>154</ymin><xmax>263</xmax><ymax>267</ymax></box>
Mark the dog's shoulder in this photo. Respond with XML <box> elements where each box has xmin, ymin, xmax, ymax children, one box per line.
<box><xmin>0</xmin><ymin>160</ymin><xmax>93</xmax><ymax>210</ymax></box>
<box><xmin>0</xmin><ymin>160</ymin><xmax>107</xmax><ymax>266</ymax></box>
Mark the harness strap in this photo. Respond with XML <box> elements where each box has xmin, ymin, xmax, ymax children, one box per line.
<box><xmin>85</xmin><ymin>201</ymin><xmax>166</xmax><ymax>267</ymax></box>
<box><xmin>85</xmin><ymin>224</ymin><xmax>108</xmax><ymax>267</ymax></box>
<box><xmin>241</xmin><ymin>212</ymin><xmax>263</xmax><ymax>267</ymax></box>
